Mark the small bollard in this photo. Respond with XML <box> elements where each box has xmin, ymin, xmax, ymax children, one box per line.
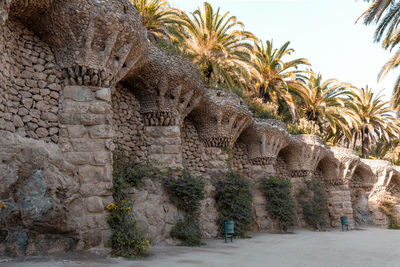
<box><xmin>224</xmin><ymin>220</ymin><xmax>234</xmax><ymax>243</ymax></box>
<box><xmin>340</xmin><ymin>216</ymin><xmax>349</xmax><ymax>231</ymax></box>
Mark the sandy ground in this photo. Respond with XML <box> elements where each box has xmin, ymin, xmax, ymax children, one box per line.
<box><xmin>2</xmin><ymin>227</ymin><xmax>400</xmax><ymax>267</ymax></box>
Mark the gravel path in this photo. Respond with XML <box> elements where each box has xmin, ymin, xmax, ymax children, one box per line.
<box><xmin>3</xmin><ymin>227</ymin><xmax>400</xmax><ymax>267</ymax></box>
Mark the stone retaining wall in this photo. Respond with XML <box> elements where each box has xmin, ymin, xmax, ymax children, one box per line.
<box><xmin>2</xmin><ymin>0</ymin><xmax>400</xmax><ymax>256</ymax></box>
<box><xmin>0</xmin><ymin>20</ymin><xmax>62</xmax><ymax>143</ymax></box>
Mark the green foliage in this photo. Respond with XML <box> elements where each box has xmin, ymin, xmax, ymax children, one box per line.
<box><xmin>163</xmin><ymin>171</ymin><xmax>205</xmax><ymax>214</ymax></box>
<box><xmin>260</xmin><ymin>177</ymin><xmax>296</xmax><ymax>232</ymax></box>
<box><xmin>107</xmin><ymin>201</ymin><xmax>150</xmax><ymax>257</ymax></box>
<box><xmin>287</xmin><ymin>118</ymin><xmax>322</xmax><ymax>137</ymax></box>
<box><xmin>298</xmin><ymin>179</ymin><xmax>328</xmax><ymax>230</ymax></box>
<box><xmin>246</xmin><ymin>97</ymin><xmax>284</xmax><ymax>121</ymax></box>
<box><xmin>164</xmin><ymin>171</ymin><xmax>206</xmax><ymax>246</ymax></box>
<box><xmin>171</xmin><ymin>217</ymin><xmax>203</xmax><ymax>246</ymax></box>
<box><xmin>108</xmin><ymin>150</ymin><xmax>159</xmax><ymax>257</ymax></box>
<box><xmin>112</xmin><ymin>150</ymin><xmax>163</xmax><ymax>202</ymax></box>
<box><xmin>379</xmin><ymin>199</ymin><xmax>400</xmax><ymax>230</ymax></box>
<box><xmin>214</xmin><ymin>171</ymin><xmax>253</xmax><ymax>237</ymax></box>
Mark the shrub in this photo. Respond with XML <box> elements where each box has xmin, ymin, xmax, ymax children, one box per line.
<box><xmin>287</xmin><ymin>118</ymin><xmax>322</xmax><ymax>137</ymax></box>
<box><xmin>113</xmin><ymin>151</ymin><xmax>163</xmax><ymax>196</ymax></box>
<box><xmin>171</xmin><ymin>217</ymin><xmax>203</xmax><ymax>246</ymax></box>
<box><xmin>245</xmin><ymin>97</ymin><xmax>284</xmax><ymax>121</ymax></box>
<box><xmin>298</xmin><ymin>179</ymin><xmax>328</xmax><ymax>230</ymax></box>
<box><xmin>107</xmin><ymin>201</ymin><xmax>150</xmax><ymax>257</ymax></box>
<box><xmin>214</xmin><ymin>171</ymin><xmax>253</xmax><ymax>237</ymax></box>
<box><xmin>260</xmin><ymin>177</ymin><xmax>296</xmax><ymax>232</ymax></box>
<box><xmin>379</xmin><ymin>198</ymin><xmax>400</xmax><ymax>229</ymax></box>
<box><xmin>107</xmin><ymin>150</ymin><xmax>160</xmax><ymax>257</ymax></box>
<box><xmin>164</xmin><ymin>171</ymin><xmax>206</xmax><ymax>246</ymax></box>
<box><xmin>163</xmin><ymin>171</ymin><xmax>205</xmax><ymax>214</ymax></box>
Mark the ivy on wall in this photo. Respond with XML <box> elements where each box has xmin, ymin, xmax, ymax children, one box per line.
<box><xmin>107</xmin><ymin>150</ymin><xmax>162</xmax><ymax>257</ymax></box>
<box><xmin>298</xmin><ymin>178</ymin><xmax>328</xmax><ymax>230</ymax></box>
<box><xmin>260</xmin><ymin>176</ymin><xmax>296</xmax><ymax>232</ymax></box>
<box><xmin>214</xmin><ymin>171</ymin><xmax>253</xmax><ymax>237</ymax></box>
<box><xmin>164</xmin><ymin>171</ymin><xmax>206</xmax><ymax>246</ymax></box>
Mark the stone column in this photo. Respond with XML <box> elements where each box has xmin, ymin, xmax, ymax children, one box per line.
<box><xmin>325</xmin><ymin>183</ymin><xmax>355</xmax><ymax>228</ymax></box>
<box><xmin>59</xmin><ymin>85</ymin><xmax>114</xmax><ymax>249</ymax></box>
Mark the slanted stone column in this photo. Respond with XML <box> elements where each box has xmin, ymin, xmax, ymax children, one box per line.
<box><xmin>59</xmin><ymin>85</ymin><xmax>114</xmax><ymax>249</ymax></box>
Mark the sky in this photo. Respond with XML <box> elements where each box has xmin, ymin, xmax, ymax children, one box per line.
<box><xmin>168</xmin><ymin>0</ymin><xmax>398</xmax><ymax>100</ymax></box>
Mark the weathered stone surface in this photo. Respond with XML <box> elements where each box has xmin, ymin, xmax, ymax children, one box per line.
<box><xmin>9</xmin><ymin>0</ymin><xmax>149</xmax><ymax>87</ymax></box>
<box><xmin>190</xmin><ymin>89</ymin><xmax>252</xmax><ymax>148</ymax></box>
<box><xmin>1</xmin><ymin>0</ymin><xmax>400</xmax><ymax>256</ymax></box>
<box><xmin>123</xmin><ymin>45</ymin><xmax>204</xmax><ymax>126</ymax></box>
<box><xmin>0</xmin><ymin>131</ymin><xmax>79</xmax><ymax>256</ymax></box>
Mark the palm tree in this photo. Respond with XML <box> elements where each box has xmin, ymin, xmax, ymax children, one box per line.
<box><xmin>347</xmin><ymin>86</ymin><xmax>399</xmax><ymax>158</ymax></box>
<box><xmin>295</xmin><ymin>72</ymin><xmax>356</xmax><ymax>144</ymax></box>
<box><xmin>129</xmin><ymin>0</ymin><xmax>177</xmax><ymax>43</ymax></box>
<box><xmin>170</xmin><ymin>2</ymin><xmax>258</xmax><ymax>91</ymax></box>
<box><xmin>251</xmin><ymin>40</ymin><xmax>310</xmax><ymax>121</ymax></box>
<box><xmin>358</xmin><ymin>0</ymin><xmax>400</xmax><ymax>106</ymax></box>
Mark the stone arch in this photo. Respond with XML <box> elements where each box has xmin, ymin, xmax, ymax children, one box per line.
<box><xmin>238</xmin><ymin>118</ymin><xmax>289</xmax><ymax>166</ymax></box>
<box><xmin>122</xmin><ymin>45</ymin><xmax>204</xmax><ymax>127</ymax></box>
<box><xmin>349</xmin><ymin>162</ymin><xmax>375</xmax><ymax>225</ymax></box>
<box><xmin>315</xmin><ymin>152</ymin><xmax>341</xmax><ymax>184</ymax></box>
<box><xmin>189</xmin><ymin>89</ymin><xmax>251</xmax><ymax>148</ymax></box>
<box><xmin>278</xmin><ymin>135</ymin><xmax>325</xmax><ymax>178</ymax></box>
<box><xmin>387</xmin><ymin>172</ymin><xmax>400</xmax><ymax>198</ymax></box>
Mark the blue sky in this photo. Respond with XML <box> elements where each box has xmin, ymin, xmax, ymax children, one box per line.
<box><xmin>168</xmin><ymin>0</ymin><xmax>397</xmax><ymax>100</ymax></box>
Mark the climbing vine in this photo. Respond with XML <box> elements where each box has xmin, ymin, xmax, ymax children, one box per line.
<box><xmin>298</xmin><ymin>178</ymin><xmax>328</xmax><ymax>230</ymax></box>
<box><xmin>214</xmin><ymin>170</ymin><xmax>253</xmax><ymax>237</ymax></box>
<box><xmin>260</xmin><ymin>176</ymin><xmax>296</xmax><ymax>232</ymax></box>
<box><xmin>163</xmin><ymin>171</ymin><xmax>206</xmax><ymax>246</ymax></box>
<box><xmin>107</xmin><ymin>150</ymin><xmax>161</xmax><ymax>257</ymax></box>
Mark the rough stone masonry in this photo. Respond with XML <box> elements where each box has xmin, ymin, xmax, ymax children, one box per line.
<box><xmin>0</xmin><ymin>0</ymin><xmax>400</xmax><ymax>256</ymax></box>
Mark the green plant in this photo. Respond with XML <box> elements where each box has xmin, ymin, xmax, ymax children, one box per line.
<box><xmin>246</xmin><ymin>97</ymin><xmax>284</xmax><ymax>121</ymax></box>
<box><xmin>214</xmin><ymin>171</ymin><xmax>253</xmax><ymax>237</ymax></box>
<box><xmin>113</xmin><ymin>150</ymin><xmax>163</xmax><ymax>202</ymax></box>
<box><xmin>379</xmin><ymin>198</ymin><xmax>400</xmax><ymax>230</ymax></box>
<box><xmin>298</xmin><ymin>179</ymin><xmax>328</xmax><ymax>230</ymax></box>
<box><xmin>287</xmin><ymin>118</ymin><xmax>322</xmax><ymax>137</ymax></box>
<box><xmin>108</xmin><ymin>150</ymin><xmax>158</xmax><ymax>257</ymax></box>
<box><xmin>107</xmin><ymin>202</ymin><xmax>150</xmax><ymax>257</ymax></box>
<box><xmin>170</xmin><ymin>217</ymin><xmax>203</xmax><ymax>246</ymax></box>
<box><xmin>260</xmin><ymin>177</ymin><xmax>296</xmax><ymax>232</ymax></box>
<box><xmin>163</xmin><ymin>171</ymin><xmax>206</xmax><ymax>246</ymax></box>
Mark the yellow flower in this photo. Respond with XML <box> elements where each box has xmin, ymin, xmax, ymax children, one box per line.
<box><xmin>0</xmin><ymin>201</ymin><xmax>6</xmax><ymax>209</ymax></box>
<box><xmin>106</xmin><ymin>203</ymin><xmax>117</xmax><ymax>211</ymax></box>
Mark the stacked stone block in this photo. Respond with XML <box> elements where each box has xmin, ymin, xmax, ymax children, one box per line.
<box><xmin>58</xmin><ymin>85</ymin><xmax>113</xmax><ymax>249</ymax></box>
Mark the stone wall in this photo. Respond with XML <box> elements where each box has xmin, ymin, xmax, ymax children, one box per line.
<box><xmin>181</xmin><ymin>119</ymin><xmax>206</xmax><ymax>172</ymax></box>
<box><xmin>2</xmin><ymin>0</ymin><xmax>400</xmax><ymax>256</ymax></box>
<box><xmin>111</xmin><ymin>85</ymin><xmax>147</xmax><ymax>161</ymax></box>
<box><xmin>0</xmin><ymin>20</ymin><xmax>62</xmax><ymax>143</ymax></box>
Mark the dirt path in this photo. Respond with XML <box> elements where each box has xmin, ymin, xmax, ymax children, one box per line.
<box><xmin>3</xmin><ymin>227</ymin><xmax>400</xmax><ymax>267</ymax></box>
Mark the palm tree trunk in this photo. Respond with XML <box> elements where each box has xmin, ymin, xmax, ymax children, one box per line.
<box><xmin>352</xmin><ymin>130</ymin><xmax>358</xmax><ymax>150</ymax></box>
<box><xmin>361</xmin><ymin>128</ymin><xmax>369</xmax><ymax>158</ymax></box>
